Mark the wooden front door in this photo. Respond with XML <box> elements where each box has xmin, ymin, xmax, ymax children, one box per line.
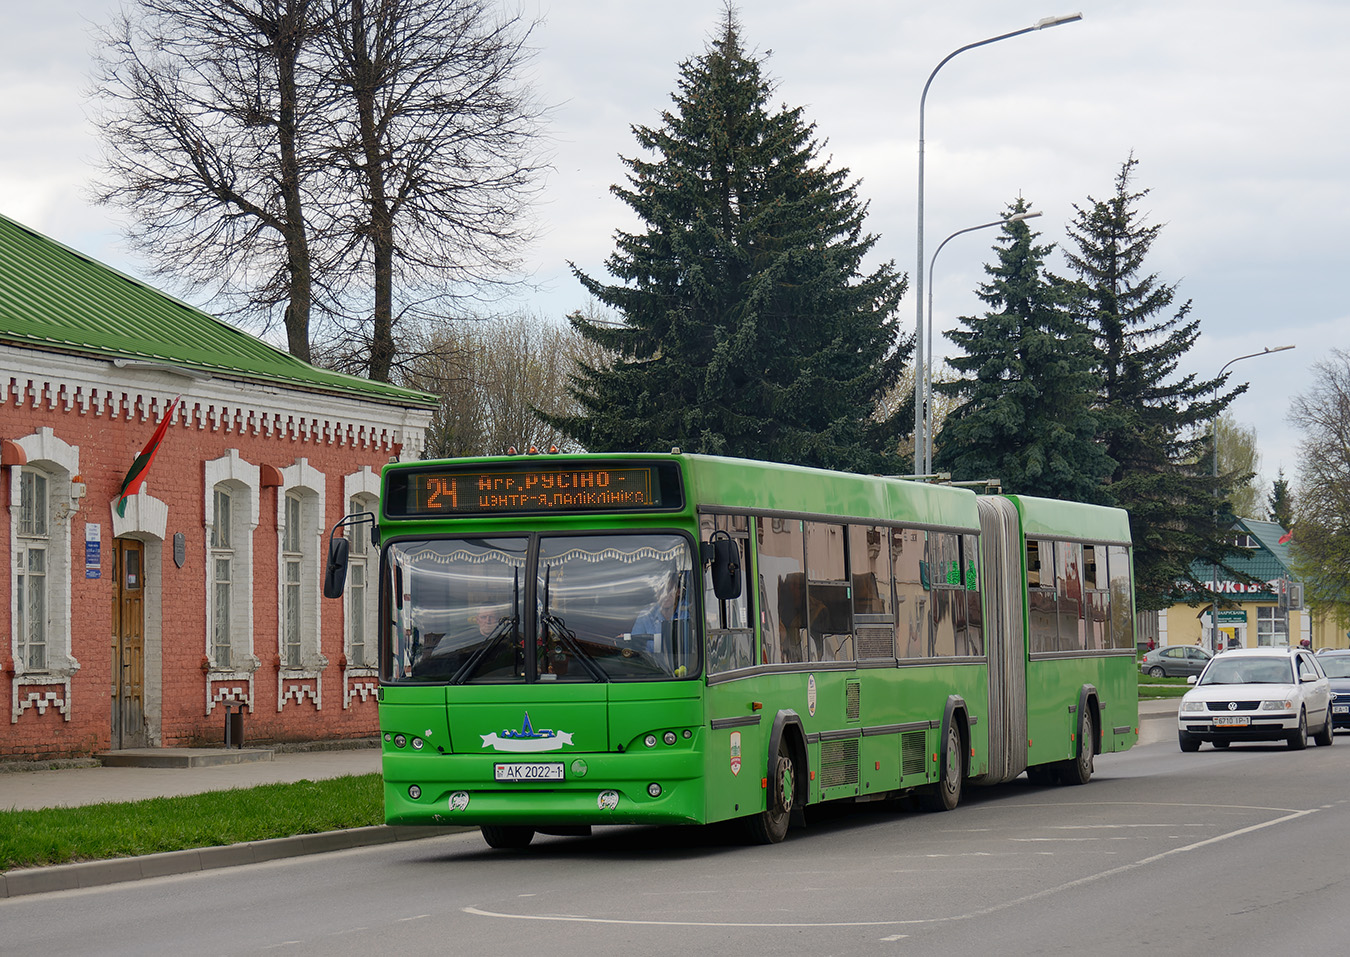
<box><xmin>112</xmin><ymin>539</ymin><xmax>147</xmax><ymax>749</ymax></box>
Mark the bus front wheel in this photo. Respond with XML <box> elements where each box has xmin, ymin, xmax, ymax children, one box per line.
<box><xmin>480</xmin><ymin>825</ymin><xmax>535</xmax><ymax>849</ymax></box>
<box><xmin>745</xmin><ymin>740</ymin><xmax>795</xmax><ymax>844</ymax></box>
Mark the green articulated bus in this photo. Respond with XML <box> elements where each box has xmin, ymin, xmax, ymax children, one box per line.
<box><xmin>323</xmin><ymin>452</ymin><xmax>1139</xmax><ymax>849</ymax></box>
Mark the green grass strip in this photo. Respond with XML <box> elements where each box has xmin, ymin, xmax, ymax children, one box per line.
<box><xmin>0</xmin><ymin>774</ymin><xmax>382</xmax><ymax>872</ymax></box>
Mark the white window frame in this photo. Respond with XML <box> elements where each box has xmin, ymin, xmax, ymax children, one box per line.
<box><xmin>342</xmin><ymin>469</ymin><xmax>381</xmax><ymax>709</ymax></box>
<box><xmin>343</xmin><ymin>469</ymin><xmax>381</xmax><ymax>675</ymax></box>
<box><xmin>276</xmin><ymin>459</ymin><xmax>325</xmax><ymax>681</ymax></box>
<box><xmin>1256</xmin><ymin>606</ymin><xmax>1287</xmax><ymax>647</ymax></box>
<box><xmin>204</xmin><ymin>452</ymin><xmax>259</xmax><ymax>675</ymax></box>
<box><xmin>9</xmin><ymin>429</ymin><xmax>80</xmax><ymax>681</ymax></box>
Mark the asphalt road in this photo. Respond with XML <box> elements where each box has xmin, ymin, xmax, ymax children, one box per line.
<box><xmin>4</xmin><ymin>719</ymin><xmax>1346</xmax><ymax>957</ymax></box>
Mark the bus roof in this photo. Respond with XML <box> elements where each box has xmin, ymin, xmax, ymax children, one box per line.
<box><xmin>1006</xmin><ymin>493</ymin><xmax>1132</xmax><ymax>545</ymax></box>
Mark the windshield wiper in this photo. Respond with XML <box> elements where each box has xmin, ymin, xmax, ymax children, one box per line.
<box><xmin>454</xmin><ymin>570</ymin><xmax>521</xmax><ymax>683</ymax></box>
<box><xmin>541</xmin><ymin>566</ymin><xmax>607</xmax><ymax>682</ymax></box>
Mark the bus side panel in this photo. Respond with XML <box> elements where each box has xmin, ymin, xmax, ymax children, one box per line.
<box><xmin>704</xmin><ymin>675</ymin><xmax>776</xmax><ymax>824</ymax></box>
<box><xmin>1025</xmin><ymin>655</ymin><xmax>1138</xmax><ymax>768</ymax></box>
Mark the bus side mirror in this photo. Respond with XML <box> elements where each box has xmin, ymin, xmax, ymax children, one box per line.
<box><xmin>707</xmin><ymin>533</ymin><xmax>742</xmax><ymax>601</ymax></box>
<box><xmin>323</xmin><ymin>536</ymin><xmax>350</xmax><ymax>599</ymax></box>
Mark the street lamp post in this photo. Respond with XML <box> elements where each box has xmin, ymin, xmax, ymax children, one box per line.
<box><xmin>913</xmin><ymin>13</ymin><xmax>1083</xmax><ymax>475</ymax></box>
<box><xmin>924</xmin><ymin>210</ymin><xmax>1042</xmax><ymax>474</ymax></box>
<box><xmin>1208</xmin><ymin>345</ymin><xmax>1296</xmax><ymax>652</ymax></box>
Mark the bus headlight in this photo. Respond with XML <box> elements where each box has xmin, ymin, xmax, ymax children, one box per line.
<box><xmin>647</xmin><ymin>783</ymin><xmax>663</xmax><ymax>798</ymax></box>
<box><xmin>408</xmin><ymin>785</ymin><xmax>422</xmax><ymax>800</ymax></box>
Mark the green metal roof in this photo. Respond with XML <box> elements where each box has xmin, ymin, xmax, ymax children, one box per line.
<box><xmin>0</xmin><ymin>212</ymin><xmax>437</xmax><ymax>410</ymax></box>
<box><xmin>1189</xmin><ymin>517</ymin><xmax>1294</xmax><ymax>583</ymax></box>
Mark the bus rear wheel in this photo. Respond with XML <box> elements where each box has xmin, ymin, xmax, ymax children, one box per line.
<box><xmin>745</xmin><ymin>740</ymin><xmax>795</xmax><ymax>844</ymax></box>
<box><xmin>918</xmin><ymin>722</ymin><xmax>963</xmax><ymax>812</ymax></box>
<box><xmin>480</xmin><ymin>825</ymin><xmax>535</xmax><ymax>849</ymax></box>
<box><xmin>1063</xmin><ymin>710</ymin><xmax>1095</xmax><ymax>786</ymax></box>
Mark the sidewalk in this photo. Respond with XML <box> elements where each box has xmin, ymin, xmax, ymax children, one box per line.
<box><xmin>0</xmin><ymin>744</ymin><xmax>468</xmax><ymax>899</ymax></box>
<box><xmin>0</xmin><ymin>744</ymin><xmax>381</xmax><ymax>812</ymax></box>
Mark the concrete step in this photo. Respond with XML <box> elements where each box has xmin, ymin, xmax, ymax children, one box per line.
<box><xmin>97</xmin><ymin>748</ymin><xmax>275</xmax><ymax>769</ymax></box>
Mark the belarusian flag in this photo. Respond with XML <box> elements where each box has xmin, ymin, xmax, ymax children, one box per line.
<box><xmin>1278</xmin><ymin>530</ymin><xmax>1293</xmax><ymax>545</ymax></box>
<box><xmin>116</xmin><ymin>395</ymin><xmax>181</xmax><ymax>517</ymax></box>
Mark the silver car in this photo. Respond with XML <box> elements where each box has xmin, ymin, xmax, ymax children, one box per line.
<box><xmin>1140</xmin><ymin>645</ymin><xmax>1212</xmax><ymax>678</ymax></box>
<box><xmin>1177</xmin><ymin>647</ymin><xmax>1333</xmax><ymax>751</ymax></box>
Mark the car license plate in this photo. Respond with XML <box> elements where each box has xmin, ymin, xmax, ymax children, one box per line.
<box><xmin>1334</xmin><ymin>706</ymin><xmax>1349</xmax><ymax>714</ymax></box>
<box><xmin>1213</xmin><ymin>716</ymin><xmax>1249</xmax><ymax>727</ymax></box>
<box><xmin>494</xmin><ymin>763</ymin><xmax>564</xmax><ymax>782</ymax></box>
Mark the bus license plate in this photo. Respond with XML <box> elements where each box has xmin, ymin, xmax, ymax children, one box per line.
<box><xmin>1334</xmin><ymin>706</ymin><xmax>1349</xmax><ymax>714</ymax></box>
<box><xmin>494</xmin><ymin>763</ymin><xmax>564</xmax><ymax>782</ymax></box>
<box><xmin>1213</xmin><ymin>716</ymin><xmax>1249</xmax><ymax>727</ymax></box>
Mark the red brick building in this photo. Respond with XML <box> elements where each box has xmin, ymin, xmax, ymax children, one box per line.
<box><xmin>2</xmin><ymin>213</ymin><xmax>435</xmax><ymax>759</ymax></box>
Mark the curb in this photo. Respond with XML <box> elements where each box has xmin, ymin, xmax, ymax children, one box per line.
<box><xmin>0</xmin><ymin>824</ymin><xmax>471</xmax><ymax>899</ymax></box>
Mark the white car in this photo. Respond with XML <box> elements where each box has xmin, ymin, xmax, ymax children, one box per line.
<box><xmin>1177</xmin><ymin>647</ymin><xmax>1333</xmax><ymax>751</ymax></box>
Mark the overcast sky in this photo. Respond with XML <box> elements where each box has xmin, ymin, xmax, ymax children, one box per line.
<box><xmin>3</xmin><ymin>0</ymin><xmax>1345</xmax><ymax>491</ymax></box>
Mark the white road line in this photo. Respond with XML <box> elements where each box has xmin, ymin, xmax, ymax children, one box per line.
<box><xmin>462</xmin><ymin>806</ymin><xmax>1321</xmax><ymax>929</ymax></box>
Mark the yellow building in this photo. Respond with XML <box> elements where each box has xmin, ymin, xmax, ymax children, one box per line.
<box><xmin>1158</xmin><ymin>519</ymin><xmax>1309</xmax><ymax>652</ymax></box>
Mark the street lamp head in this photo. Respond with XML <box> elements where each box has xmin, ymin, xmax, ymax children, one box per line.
<box><xmin>1034</xmin><ymin>13</ymin><xmax>1083</xmax><ymax>30</ymax></box>
<box><xmin>1005</xmin><ymin>211</ymin><xmax>1043</xmax><ymax>224</ymax></box>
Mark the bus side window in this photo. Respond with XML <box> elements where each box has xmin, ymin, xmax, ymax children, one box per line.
<box><xmin>1056</xmin><ymin>541</ymin><xmax>1085</xmax><ymax>652</ymax></box>
<box><xmin>892</xmin><ymin>528</ymin><xmax>928</xmax><ymax>659</ymax></box>
<box><xmin>805</xmin><ymin>522</ymin><xmax>852</xmax><ymax>662</ymax></box>
<box><xmin>1107</xmin><ymin>544</ymin><xmax>1134</xmax><ymax>650</ymax></box>
<box><xmin>758</xmin><ymin>518</ymin><xmax>807</xmax><ymax>664</ymax></box>
<box><xmin>702</xmin><ymin>513</ymin><xmax>754</xmax><ymax>674</ymax></box>
<box><xmin>962</xmin><ymin>533</ymin><xmax>983</xmax><ymax>656</ymax></box>
<box><xmin>1082</xmin><ymin>544</ymin><xmax>1109</xmax><ymax>651</ymax></box>
<box><xmin>1027</xmin><ymin>539</ymin><xmax>1059</xmax><ymax>654</ymax></box>
<box><xmin>850</xmin><ymin>525</ymin><xmax>895</xmax><ymax>660</ymax></box>
<box><xmin>929</xmin><ymin>532</ymin><xmax>958</xmax><ymax>658</ymax></box>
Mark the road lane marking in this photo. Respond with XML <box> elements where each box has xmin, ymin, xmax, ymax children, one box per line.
<box><xmin>462</xmin><ymin>807</ymin><xmax>1322</xmax><ymax>929</ymax></box>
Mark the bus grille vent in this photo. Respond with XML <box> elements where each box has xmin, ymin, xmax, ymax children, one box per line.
<box><xmin>845</xmin><ymin>681</ymin><xmax>861</xmax><ymax>721</ymax></box>
<box><xmin>856</xmin><ymin>626</ymin><xmax>894</xmax><ymax>659</ymax></box>
<box><xmin>901</xmin><ymin>731</ymin><xmax>927</xmax><ymax>776</ymax></box>
<box><xmin>819</xmin><ymin>738</ymin><xmax>859</xmax><ymax>788</ymax></box>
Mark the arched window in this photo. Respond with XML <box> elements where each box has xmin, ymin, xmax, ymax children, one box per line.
<box><xmin>9</xmin><ymin>429</ymin><xmax>80</xmax><ymax>677</ymax></box>
<box><xmin>277</xmin><ymin>460</ymin><xmax>324</xmax><ymax>674</ymax></box>
<box><xmin>204</xmin><ymin>452</ymin><xmax>259</xmax><ymax>672</ymax></box>
<box><xmin>17</xmin><ymin>466</ymin><xmax>51</xmax><ymax>670</ymax></box>
<box><xmin>343</xmin><ymin>467</ymin><xmax>381</xmax><ymax>676</ymax></box>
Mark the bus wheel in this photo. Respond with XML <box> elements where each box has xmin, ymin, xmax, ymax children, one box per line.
<box><xmin>746</xmin><ymin>740</ymin><xmax>795</xmax><ymax>844</ymax></box>
<box><xmin>1063</xmin><ymin>710</ymin><xmax>1095</xmax><ymax>786</ymax></box>
<box><xmin>480</xmin><ymin>825</ymin><xmax>535</xmax><ymax>849</ymax></box>
<box><xmin>919</xmin><ymin>722</ymin><xmax>963</xmax><ymax>812</ymax></box>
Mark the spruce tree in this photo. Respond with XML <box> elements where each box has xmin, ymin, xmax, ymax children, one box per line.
<box><xmin>548</xmin><ymin>10</ymin><xmax>909</xmax><ymax>472</ymax></box>
<box><xmin>1268</xmin><ymin>469</ymin><xmax>1296</xmax><ymax>528</ymax></box>
<box><xmin>934</xmin><ymin>199</ymin><xmax>1112</xmax><ymax>500</ymax></box>
<box><xmin>1063</xmin><ymin>155</ymin><xmax>1241</xmax><ymax>610</ymax></box>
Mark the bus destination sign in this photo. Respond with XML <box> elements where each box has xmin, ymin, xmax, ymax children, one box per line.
<box><xmin>387</xmin><ymin>461</ymin><xmax>683</xmax><ymax>517</ymax></box>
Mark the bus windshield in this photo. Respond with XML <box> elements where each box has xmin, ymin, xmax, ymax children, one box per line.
<box><xmin>385</xmin><ymin>533</ymin><xmax>698</xmax><ymax>684</ymax></box>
